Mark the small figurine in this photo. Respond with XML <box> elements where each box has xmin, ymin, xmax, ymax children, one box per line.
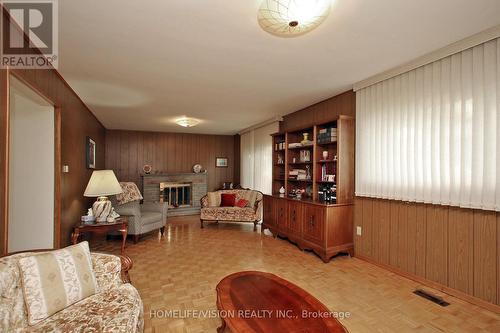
<box><xmin>305</xmin><ymin>165</ymin><xmax>311</xmax><ymax>180</ymax></box>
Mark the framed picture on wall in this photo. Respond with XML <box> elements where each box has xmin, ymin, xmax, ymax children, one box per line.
<box><xmin>216</xmin><ymin>157</ymin><xmax>228</xmax><ymax>168</ymax></box>
<box><xmin>86</xmin><ymin>137</ymin><xmax>96</xmax><ymax>169</ymax></box>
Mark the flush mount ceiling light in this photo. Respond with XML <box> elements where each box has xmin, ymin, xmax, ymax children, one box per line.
<box><xmin>258</xmin><ymin>0</ymin><xmax>332</xmax><ymax>37</ymax></box>
<box><xmin>175</xmin><ymin>117</ymin><xmax>200</xmax><ymax>128</ymax></box>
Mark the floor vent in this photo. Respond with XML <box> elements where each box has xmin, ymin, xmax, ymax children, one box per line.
<box><xmin>413</xmin><ymin>289</ymin><xmax>450</xmax><ymax>307</ymax></box>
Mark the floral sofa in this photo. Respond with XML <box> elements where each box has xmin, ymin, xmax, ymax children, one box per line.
<box><xmin>200</xmin><ymin>189</ymin><xmax>263</xmax><ymax>231</ymax></box>
<box><xmin>0</xmin><ymin>250</ymin><xmax>143</xmax><ymax>332</ymax></box>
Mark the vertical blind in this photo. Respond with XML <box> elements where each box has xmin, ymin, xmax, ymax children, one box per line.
<box><xmin>240</xmin><ymin>122</ymin><xmax>280</xmax><ymax>194</ymax></box>
<box><xmin>356</xmin><ymin>37</ymin><xmax>499</xmax><ymax>211</ymax></box>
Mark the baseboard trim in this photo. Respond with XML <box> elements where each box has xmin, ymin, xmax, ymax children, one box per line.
<box><xmin>355</xmin><ymin>254</ymin><xmax>500</xmax><ymax>315</ymax></box>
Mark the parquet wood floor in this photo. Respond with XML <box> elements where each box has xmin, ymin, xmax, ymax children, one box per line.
<box><xmin>91</xmin><ymin>216</ymin><xmax>500</xmax><ymax>333</ymax></box>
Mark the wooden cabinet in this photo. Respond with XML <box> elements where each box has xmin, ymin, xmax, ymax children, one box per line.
<box><xmin>263</xmin><ymin>195</ymin><xmax>276</xmax><ymax>228</ymax></box>
<box><xmin>303</xmin><ymin>205</ymin><xmax>324</xmax><ymax>245</ymax></box>
<box><xmin>266</xmin><ymin>114</ymin><xmax>354</xmax><ymax>262</ymax></box>
<box><xmin>287</xmin><ymin>201</ymin><xmax>303</xmax><ymax>238</ymax></box>
<box><xmin>275</xmin><ymin>198</ymin><xmax>288</xmax><ymax>231</ymax></box>
<box><xmin>262</xmin><ymin>195</ymin><xmax>353</xmax><ymax>262</ymax></box>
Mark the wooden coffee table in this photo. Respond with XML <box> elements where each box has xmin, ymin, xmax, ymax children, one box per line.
<box><xmin>216</xmin><ymin>271</ymin><xmax>348</xmax><ymax>333</ymax></box>
<box><xmin>71</xmin><ymin>218</ymin><xmax>128</xmax><ymax>254</ymax></box>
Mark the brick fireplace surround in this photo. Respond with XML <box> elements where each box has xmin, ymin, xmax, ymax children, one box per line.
<box><xmin>141</xmin><ymin>173</ymin><xmax>208</xmax><ymax>216</ymax></box>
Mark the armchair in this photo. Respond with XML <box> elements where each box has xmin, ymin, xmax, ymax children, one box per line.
<box><xmin>112</xmin><ymin>198</ymin><xmax>168</xmax><ymax>243</ymax></box>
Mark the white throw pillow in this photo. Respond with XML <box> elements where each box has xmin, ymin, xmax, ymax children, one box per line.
<box><xmin>17</xmin><ymin>241</ymin><xmax>97</xmax><ymax>325</ymax></box>
<box><xmin>207</xmin><ymin>192</ymin><xmax>221</xmax><ymax>207</ymax></box>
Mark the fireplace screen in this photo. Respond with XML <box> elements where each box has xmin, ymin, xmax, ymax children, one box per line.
<box><xmin>159</xmin><ymin>182</ymin><xmax>192</xmax><ymax>208</ymax></box>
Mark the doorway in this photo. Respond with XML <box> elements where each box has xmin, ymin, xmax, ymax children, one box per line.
<box><xmin>7</xmin><ymin>75</ymin><xmax>56</xmax><ymax>252</ymax></box>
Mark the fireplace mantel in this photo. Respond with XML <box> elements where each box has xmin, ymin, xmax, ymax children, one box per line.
<box><xmin>141</xmin><ymin>173</ymin><xmax>207</xmax><ymax>216</ymax></box>
<box><xmin>142</xmin><ymin>172</ymin><xmax>206</xmax><ymax>177</ymax></box>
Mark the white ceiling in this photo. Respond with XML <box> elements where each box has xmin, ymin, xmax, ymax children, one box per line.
<box><xmin>59</xmin><ymin>0</ymin><xmax>500</xmax><ymax>135</ymax></box>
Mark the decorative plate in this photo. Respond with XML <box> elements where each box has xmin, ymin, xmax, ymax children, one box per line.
<box><xmin>193</xmin><ymin>164</ymin><xmax>202</xmax><ymax>173</ymax></box>
<box><xmin>143</xmin><ymin>164</ymin><xmax>152</xmax><ymax>174</ymax></box>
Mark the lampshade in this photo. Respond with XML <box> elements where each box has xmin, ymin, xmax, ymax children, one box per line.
<box><xmin>84</xmin><ymin>170</ymin><xmax>122</xmax><ymax>197</ymax></box>
<box><xmin>258</xmin><ymin>0</ymin><xmax>332</xmax><ymax>37</ymax></box>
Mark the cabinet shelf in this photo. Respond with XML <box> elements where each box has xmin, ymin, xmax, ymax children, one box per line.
<box><xmin>288</xmin><ymin>161</ymin><xmax>312</xmax><ymax>165</ymax></box>
<box><xmin>317</xmin><ymin>141</ymin><xmax>337</xmax><ymax>146</ymax></box>
<box><xmin>288</xmin><ymin>179</ymin><xmax>313</xmax><ymax>183</ymax></box>
<box><xmin>288</xmin><ymin>145</ymin><xmax>314</xmax><ymax>150</ymax></box>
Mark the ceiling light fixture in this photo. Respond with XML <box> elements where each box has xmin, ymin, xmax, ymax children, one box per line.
<box><xmin>175</xmin><ymin>117</ymin><xmax>200</xmax><ymax>128</ymax></box>
<box><xmin>258</xmin><ymin>0</ymin><xmax>332</xmax><ymax>38</ymax></box>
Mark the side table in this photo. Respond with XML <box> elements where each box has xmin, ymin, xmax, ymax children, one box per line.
<box><xmin>72</xmin><ymin>218</ymin><xmax>128</xmax><ymax>254</ymax></box>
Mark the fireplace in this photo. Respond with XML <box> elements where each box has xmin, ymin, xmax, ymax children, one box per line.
<box><xmin>160</xmin><ymin>182</ymin><xmax>192</xmax><ymax>208</ymax></box>
<box><xmin>142</xmin><ymin>173</ymin><xmax>207</xmax><ymax>216</ymax></box>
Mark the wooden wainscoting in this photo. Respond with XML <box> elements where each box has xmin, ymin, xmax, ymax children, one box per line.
<box><xmin>354</xmin><ymin>197</ymin><xmax>500</xmax><ymax>312</ymax></box>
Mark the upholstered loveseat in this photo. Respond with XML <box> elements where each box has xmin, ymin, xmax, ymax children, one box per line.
<box><xmin>200</xmin><ymin>189</ymin><xmax>263</xmax><ymax>230</ymax></box>
<box><xmin>0</xmin><ymin>248</ymin><xmax>143</xmax><ymax>332</ymax></box>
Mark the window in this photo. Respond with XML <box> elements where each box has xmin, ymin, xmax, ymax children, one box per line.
<box><xmin>356</xmin><ymin>38</ymin><xmax>499</xmax><ymax>211</ymax></box>
<box><xmin>240</xmin><ymin>122</ymin><xmax>280</xmax><ymax>194</ymax></box>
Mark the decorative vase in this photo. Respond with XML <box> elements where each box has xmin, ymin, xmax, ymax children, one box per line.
<box><xmin>301</xmin><ymin>133</ymin><xmax>312</xmax><ymax>145</ymax></box>
<box><xmin>322</xmin><ymin>151</ymin><xmax>328</xmax><ymax>160</ymax></box>
<box><xmin>92</xmin><ymin>196</ymin><xmax>112</xmax><ymax>223</ymax></box>
<box><xmin>279</xmin><ymin>186</ymin><xmax>285</xmax><ymax>197</ymax></box>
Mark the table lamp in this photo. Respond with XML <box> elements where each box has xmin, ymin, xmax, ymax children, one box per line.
<box><xmin>84</xmin><ymin>170</ymin><xmax>122</xmax><ymax>223</ymax></box>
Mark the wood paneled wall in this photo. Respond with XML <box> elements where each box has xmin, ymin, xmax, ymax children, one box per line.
<box><xmin>280</xmin><ymin>90</ymin><xmax>355</xmax><ymax>131</ymax></box>
<box><xmin>0</xmin><ymin>70</ymin><xmax>106</xmax><ymax>253</ymax></box>
<box><xmin>105</xmin><ymin>130</ymin><xmax>236</xmax><ymax>192</ymax></box>
<box><xmin>355</xmin><ymin>197</ymin><xmax>500</xmax><ymax>309</ymax></box>
<box><xmin>4</xmin><ymin>69</ymin><xmax>106</xmax><ymax>250</ymax></box>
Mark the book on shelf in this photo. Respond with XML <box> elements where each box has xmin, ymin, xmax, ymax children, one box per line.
<box><xmin>317</xmin><ymin>127</ymin><xmax>338</xmax><ymax>144</ymax></box>
<box><xmin>289</xmin><ymin>169</ymin><xmax>306</xmax><ymax>180</ymax></box>
<box><xmin>289</xmin><ymin>169</ymin><xmax>306</xmax><ymax>176</ymax></box>
<box><xmin>275</xmin><ymin>141</ymin><xmax>285</xmax><ymax>151</ymax></box>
